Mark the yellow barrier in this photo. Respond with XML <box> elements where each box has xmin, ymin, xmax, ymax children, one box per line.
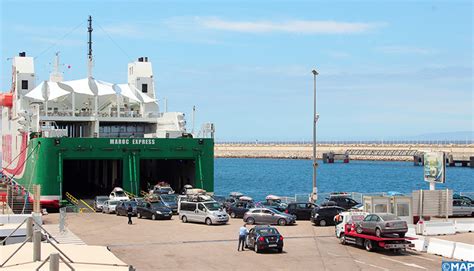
<box><xmin>65</xmin><ymin>192</ymin><xmax>95</xmax><ymax>212</ymax></box>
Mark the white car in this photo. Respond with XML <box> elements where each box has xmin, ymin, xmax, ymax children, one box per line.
<box><xmin>452</xmin><ymin>199</ymin><xmax>474</xmax><ymax>217</ymax></box>
<box><xmin>102</xmin><ymin>200</ymin><xmax>120</xmax><ymax>214</ymax></box>
<box><xmin>109</xmin><ymin>190</ymin><xmax>129</xmax><ymax>201</ymax></box>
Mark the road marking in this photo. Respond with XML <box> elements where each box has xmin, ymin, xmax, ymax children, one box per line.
<box><xmin>354</xmin><ymin>260</ymin><xmax>389</xmax><ymax>271</ymax></box>
<box><xmin>382</xmin><ymin>257</ymin><xmax>427</xmax><ymax>270</ymax></box>
<box><xmin>410</xmin><ymin>255</ymin><xmax>436</xmax><ymax>262</ymax></box>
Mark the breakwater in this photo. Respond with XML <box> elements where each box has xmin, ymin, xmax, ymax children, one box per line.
<box><xmin>215</xmin><ymin>143</ymin><xmax>474</xmax><ymax>161</ymax></box>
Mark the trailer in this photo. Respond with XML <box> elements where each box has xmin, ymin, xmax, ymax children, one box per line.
<box><xmin>339</xmin><ymin>224</ymin><xmax>415</xmax><ymax>252</ymax></box>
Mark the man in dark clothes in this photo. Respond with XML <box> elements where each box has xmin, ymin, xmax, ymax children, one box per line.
<box><xmin>127</xmin><ymin>204</ymin><xmax>133</xmax><ymax>225</ymax></box>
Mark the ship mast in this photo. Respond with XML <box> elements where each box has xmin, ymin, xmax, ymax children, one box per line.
<box><xmin>87</xmin><ymin>15</ymin><xmax>93</xmax><ymax>77</ymax></box>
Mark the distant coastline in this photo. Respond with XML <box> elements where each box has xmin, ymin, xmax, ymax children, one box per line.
<box><xmin>214</xmin><ymin>143</ymin><xmax>474</xmax><ymax>161</ymax></box>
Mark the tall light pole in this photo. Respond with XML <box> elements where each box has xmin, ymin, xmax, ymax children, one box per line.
<box><xmin>311</xmin><ymin>69</ymin><xmax>319</xmax><ymax>202</ymax></box>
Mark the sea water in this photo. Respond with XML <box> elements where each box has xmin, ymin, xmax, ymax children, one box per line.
<box><xmin>215</xmin><ymin>158</ymin><xmax>473</xmax><ymax>200</ymax></box>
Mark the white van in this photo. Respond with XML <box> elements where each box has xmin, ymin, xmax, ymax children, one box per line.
<box><xmin>179</xmin><ymin>200</ymin><xmax>229</xmax><ymax>225</ymax></box>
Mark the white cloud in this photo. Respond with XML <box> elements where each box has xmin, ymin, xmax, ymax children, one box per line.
<box><xmin>375</xmin><ymin>45</ymin><xmax>436</xmax><ymax>55</ymax></box>
<box><xmin>195</xmin><ymin>17</ymin><xmax>385</xmax><ymax>34</ymax></box>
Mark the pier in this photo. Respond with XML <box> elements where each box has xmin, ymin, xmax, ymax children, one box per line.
<box><xmin>414</xmin><ymin>154</ymin><xmax>474</xmax><ymax>168</ymax></box>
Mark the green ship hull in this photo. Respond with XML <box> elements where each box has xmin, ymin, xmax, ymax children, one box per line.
<box><xmin>14</xmin><ymin>137</ymin><xmax>214</xmax><ymax>208</ymax></box>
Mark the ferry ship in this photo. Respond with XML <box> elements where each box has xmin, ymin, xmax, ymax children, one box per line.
<box><xmin>0</xmin><ymin>17</ymin><xmax>214</xmax><ymax>209</ymax></box>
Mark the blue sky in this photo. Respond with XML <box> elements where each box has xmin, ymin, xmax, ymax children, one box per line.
<box><xmin>1</xmin><ymin>0</ymin><xmax>472</xmax><ymax>141</ymax></box>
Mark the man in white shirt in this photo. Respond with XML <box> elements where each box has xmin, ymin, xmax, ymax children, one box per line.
<box><xmin>238</xmin><ymin>224</ymin><xmax>248</xmax><ymax>251</ymax></box>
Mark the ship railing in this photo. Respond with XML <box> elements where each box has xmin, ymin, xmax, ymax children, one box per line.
<box><xmin>40</xmin><ymin>109</ymin><xmax>162</xmax><ymax>119</ymax></box>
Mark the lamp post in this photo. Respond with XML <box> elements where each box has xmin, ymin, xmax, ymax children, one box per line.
<box><xmin>311</xmin><ymin>69</ymin><xmax>319</xmax><ymax>202</ymax></box>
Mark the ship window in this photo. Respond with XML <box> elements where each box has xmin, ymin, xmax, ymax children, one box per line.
<box><xmin>21</xmin><ymin>80</ymin><xmax>28</xmax><ymax>90</ymax></box>
<box><xmin>141</xmin><ymin>84</ymin><xmax>148</xmax><ymax>93</ymax></box>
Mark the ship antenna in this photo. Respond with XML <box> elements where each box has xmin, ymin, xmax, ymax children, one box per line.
<box><xmin>87</xmin><ymin>15</ymin><xmax>93</xmax><ymax>77</ymax></box>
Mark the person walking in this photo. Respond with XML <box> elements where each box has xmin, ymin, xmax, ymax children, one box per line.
<box><xmin>238</xmin><ymin>223</ymin><xmax>248</xmax><ymax>251</ymax></box>
<box><xmin>127</xmin><ymin>204</ymin><xmax>133</xmax><ymax>225</ymax></box>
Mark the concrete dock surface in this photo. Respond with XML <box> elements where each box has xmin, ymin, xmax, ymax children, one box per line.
<box><xmin>43</xmin><ymin>213</ymin><xmax>454</xmax><ymax>271</ymax></box>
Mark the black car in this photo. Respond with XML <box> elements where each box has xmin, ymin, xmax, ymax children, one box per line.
<box><xmin>310</xmin><ymin>206</ymin><xmax>345</xmax><ymax>226</ymax></box>
<box><xmin>227</xmin><ymin>201</ymin><xmax>255</xmax><ymax>218</ymax></box>
<box><xmin>323</xmin><ymin>196</ymin><xmax>359</xmax><ymax>210</ymax></box>
<box><xmin>285</xmin><ymin>202</ymin><xmax>318</xmax><ymax>220</ymax></box>
<box><xmin>158</xmin><ymin>194</ymin><xmax>178</xmax><ymax>213</ymax></box>
<box><xmin>137</xmin><ymin>201</ymin><xmax>173</xmax><ymax>220</ymax></box>
<box><xmin>245</xmin><ymin>225</ymin><xmax>284</xmax><ymax>253</ymax></box>
<box><xmin>116</xmin><ymin>200</ymin><xmax>138</xmax><ymax>216</ymax></box>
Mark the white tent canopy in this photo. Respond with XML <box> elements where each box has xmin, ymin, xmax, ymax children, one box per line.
<box><xmin>94</xmin><ymin>80</ymin><xmax>116</xmax><ymax>96</ymax></box>
<box><xmin>60</xmin><ymin>78</ymin><xmax>94</xmax><ymax>95</ymax></box>
<box><xmin>25</xmin><ymin>81</ymin><xmax>70</xmax><ymax>101</ymax></box>
<box><xmin>116</xmin><ymin>84</ymin><xmax>141</xmax><ymax>103</ymax></box>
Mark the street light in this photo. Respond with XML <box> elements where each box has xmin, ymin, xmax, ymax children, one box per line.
<box><xmin>311</xmin><ymin>69</ymin><xmax>319</xmax><ymax>202</ymax></box>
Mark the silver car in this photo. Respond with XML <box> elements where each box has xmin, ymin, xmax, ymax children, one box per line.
<box><xmin>452</xmin><ymin>199</ymin><xmax>474</xmax><ymax>217</ymax></box>
<box><xmin>356</xmin><ymin>213</ymin><xmax>408</xmax><ymax>238</ymax></box>
<box><xmin>102</xmin><ymin>200</ymin><xmax>120</xmax><ymax>214</ymax></box>
<box><xmin>243</xmin><ymin>208</ymin><xmax>296</xmax><ymax>226</ymax></box>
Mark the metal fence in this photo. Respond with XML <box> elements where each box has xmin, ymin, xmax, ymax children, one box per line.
<box><xmin>280</xmin><ymin>191</ymin><xmax>474</xmax><ymax>204</ymax></box>
<box><xmin>216</xmin><ymin>140</ymin><xmax>474</xmax><ymax>145</ymax></box>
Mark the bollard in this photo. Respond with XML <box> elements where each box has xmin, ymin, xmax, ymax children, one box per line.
<box><xmin>26</xmin><ymin>217</ymin><xmax>33</xmax><ymax>242</ymax></box>
<box><xmin>33</xmin><ymin>230</ymin><xmax>42</xmax><ymax>261</ymax></box>
<box><xmin>49</xmin><ymin>253</ymin><xmax>60</xmax><ymax>271</ymax></box>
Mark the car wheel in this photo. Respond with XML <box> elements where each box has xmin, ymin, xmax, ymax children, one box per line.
<box><xmin>339</xmin><ymin>234</ymin><xmax>346</xmax><ymax>245</ymax></box>
<box><xmin>364</xmin><ymin>239</ymin><xmax>373</xmax><ymax>252</ymax></box>
<box><xmin>278</xmin><ymin>218</ymin><xmax>287</xmax><ymax>226</ymax></box>
<box><xmin>205</xmin><ymin>218</ymin><xmax>212</xmax><ymax>225</ymax></box>
<box><xmin>116</xmin><ymin>211</ymin><xmax>119</xmax><ymax>216</ymax></box>
<box><xmin>278</xmin><ymin>247</ymin><xmax>283</xmax><ymax>253</ymax></box>
<box><xmin>319</xmin><ymin>219</ymin><xmax>327</xmax><ymax>226</ymax></box>
<box><xmin>137</xmin><ymin>213</ymin><xmax>141</xmax><ymax>219</ymax></box>
<box><xmin>399</xmin><ymin>233</ymin><xmax>405</xmax><ymax>238</ymax></box>
<box><xmin>254</xmin><ymin>244</ymin><xmax>259</xmax><ymax>253</ymax></box>
<box><xmin>230</xmin><ymin>212</ymin><xmax>236</xmax><ymax>218</ymax></box>
<box><xmin>375</xmin><ymin>228</ymin><xmax>382</xmax><ymax>237</ymax></box>
<box><xmin>152</xmin><ymin>214</ymin><xmax>157</xmax><ymax>220</ymax></box>
<box><xmin>182</xmin><ymin>216</ymin><xmax>188</xmax><ymax>223</ymax></box>
<box><xmin>247</xmin><ymin>217</ymin><xmax>255</xmax><ymax>225</ymax></box>
<box><xmin>356</xmin><ymin>225</ymin><xmax>363</xmax><ymax>234</ymax></box>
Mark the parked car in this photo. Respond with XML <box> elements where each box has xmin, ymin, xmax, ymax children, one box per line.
<box><xmin>324</xmin><ymin>195</ymin><xmax>359</xmax><ymax>210</ymax></box>
<box><xmin>179</xmin><ymin>200</ymin><xmax>229</xmax><ymax>225</ymax></box>
<box><xmin>243</xmin><ymin>208</ymin><xmax>296</xmax><ymax>226</ymax></box>
<box><xmin>109</xmin><ymin>187</ymin><xmax>129</xmax><ymax>201</ymax></box>
<box><xmin>355</xmin><ymin>213</ymin><xmax>408</xmax><ymax>237</ymax></box>
<box><xmin>212</xmin><ymin>195</ymin><xmax>227</xmax><ymax>208</ymax></box>
<box><xmin>116</xmin><ymin>200</ymin><xmax>138</xmax><ymax>216</ymax></box>
<box><xmin>228</xmin><ymin>201</ymin><xmax>256</xmax><ymax>218</ymax></box>
<box><xmin>285</xmin><ymin>202</ymin><xmax>318</xmax><ymax>220</ymax></box>
<box><xmin>453</xmin><ymin>194</ymin><xmax>474</xmax><ymax>204</ymax></box>
<box><xmin>158</xmin><ymin>194</ymin><xmax>178</xmax><ymax>213</ymax></box>
<box><xmin>245</xmin><ymin>225</ymin><xmax>284</xmax><ymax>253</ymax></box>
<box><xmin>102</xmin><ymin>200</ymin><xmax>120</xmax><ymax>214</ymax></box>
<box><xmin>93</xmin><ymin>196</ymin><xmax>109</xmax><ymax>212</ymax></box>
<box><xmin>452</xmin><ymin>199</ymin><xmax>474</xmax><ymax>217</ymax></box>
<box><xmin>310</xmin><ymin>206</ymin><xmax>345</xmax><ymax>226</ymax></box>
<box><xmin>137</xmin><ymin>201</ymin><xmax>173</xmax><ymax>220</ymax></box>
<box><xmin>258</xmin><ymin>195</ymin><xmax>288</xmax><ymax>212</ymax></box>
<box><xmin>153</xmin><ymin>186</ymin><xmax>175</xmax><ymax>195</ymax></box>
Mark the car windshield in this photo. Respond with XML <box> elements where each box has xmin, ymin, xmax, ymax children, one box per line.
<box><xmin>96</xmin><ymin>197</ymin><xmax>108</xmax><ymax>203</ymax></box>
<box><xmin>380</xmin><ymin>214</ymin><xmax>400</xmax><ymax>221</ymax></box>
<box><xmin>204</xmin><ymin>202</ymin><xmax>221</xmax><ymax>211</ymax></box>
<box><xmin>115</xmin><ymin>191</ymin><xmax>126</xmax><ymax>197</ymax></box>
<box><xmin>109</xmin><ymin>201</ymin><xmax>119</xmax><ymax>205</ymax></box>
<box><xmin>256</xmin><ymin>228</ymin><xmax>279</xmax><ymax>235</ymax></box>
<box><xmin>160</xmin><ymin>194</ymin><xmax>177</xmax><ymax>202</ymax></box>
<box><xmin>150</xmin><ymin>202</ymin><xmax>165</xmax><ymax>208</ymax></box>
